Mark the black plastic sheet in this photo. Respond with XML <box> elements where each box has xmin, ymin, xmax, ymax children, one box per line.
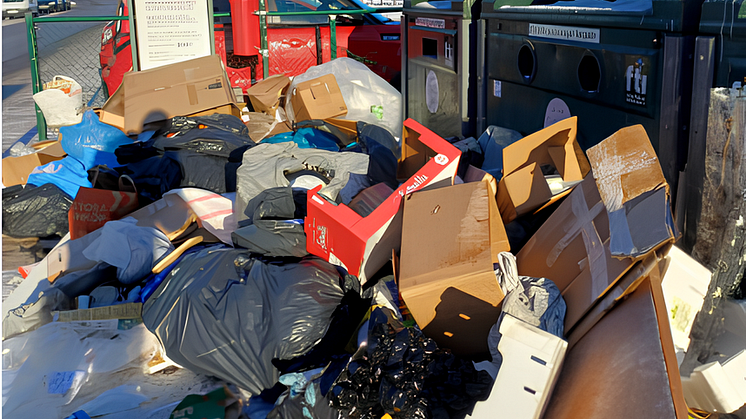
<box><xmin>2</xmin><ymin>183</ymin><xmax>72</xmax><ymax>238</ymax></box>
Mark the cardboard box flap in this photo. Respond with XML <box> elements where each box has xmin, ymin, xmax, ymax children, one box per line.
<box><xmin>543</xmin><ymin>276</ymin><xmax>688</xmax><ymax>419</ymax></box>
<box><xmin>246</xmin><ymin>74</ymin><xmax>290</xmax><ymax>116</ymax></box>
<box><xmin>587</xmin><ymin>125</ymin><xmax>677</xmax><ymax>259</ymax></box>
<box><xmin>2</xmin><ymin>141</ymin><xmax>68</xmax><ymax>187</ymax></box>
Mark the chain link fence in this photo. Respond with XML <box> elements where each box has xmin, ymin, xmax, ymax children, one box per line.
<box><xmin>28</xmin><ymin>16</ymin><xmax>116</xmax><ymax>140</ymax></box>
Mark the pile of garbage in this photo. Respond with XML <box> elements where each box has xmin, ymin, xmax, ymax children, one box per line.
<box><xmin>2</xmin><ymin>56</ymin><xmax>743</xmax><ymax>419</ymax></box>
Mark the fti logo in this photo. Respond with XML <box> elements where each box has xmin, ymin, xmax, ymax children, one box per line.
<box><xmin>625</xmin><ymin>58</ymin><xmax>648</xmax><ymax>106</ymax></box>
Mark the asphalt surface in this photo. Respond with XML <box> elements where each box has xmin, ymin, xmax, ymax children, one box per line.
<box><xmin>1</xmin><ymin>0</ymin><xmax>118</xmax><ymax>154</ymax></box>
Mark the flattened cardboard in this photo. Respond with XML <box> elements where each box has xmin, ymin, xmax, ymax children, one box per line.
<box><xmin>586</xmin><ymin>125</ymin><xmax>677</xmax><ymax>259</ymax></box>
<box><xmin>305</xmin><ymin>119</ymin><xmax>461</xmax><ymax>284</ymax></box>
<box><xmin>246</xmin><ymin>74</ymin><xmax>290</xmax><ymax>117</ymax></box>
<box><xmin>516</xmin><ymin>175</ymin><xmax>633</xmax><ymax>333</ymax></box>
<box><xmin>289</xmin><ymin>74</ymin><xmax>347</xmax><ymax>124</ymax></box>
<box><xmin>99</xmin><ymin>55</ymin><xmax>239</xmax><ymax>135</ymax></box>
<box><xmin>543</xmin><ymin>276</ymin><xmax>688</xmax><ymax>419</ymax></box>
<box><xmin>55</xmin><ymin>302</ymin><xmax>142</xmax><ymax>322</ymax></box>
<box><xmin>496</xmin><ymin>117</ymin><xmax>590</xmax><ymax>223</ymax></box>
<box><xmin>2</xmin><ymin>141</ymin><xmax>66</xmax><ymax>186</ymax></box>
<box><xmin>398</xmin><ymin>181</ymin><xmax>509</xmax><ymax>356</ymax></box>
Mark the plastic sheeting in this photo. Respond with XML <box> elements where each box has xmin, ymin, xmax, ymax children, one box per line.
<box><xmin>285</xmin><ymin>58</ymin><xmax>403</xmax><ymax>140</ymax></box>
<box><xmin>2</xmin><ymin>184</ymin><xmax>72</xmax><ymax>238</ymax></box>
<box><xmin>60</xmin><ymin>110</ymin><xmax>133</xmax><ymax>170</ymax></box>
<box><xmin>2</xmin><ymin>322</ymin><xmax>160</xmax><ymax>418</ymax></box>
<box><xmin>142</xmin><ymin>247</ymin><xmax>347</xmax><ymax>396</ymax></box>
<box><xmin>235</xmin><ymin>142</ymin><xmax>369</xmax><ymax>221</ymax></box>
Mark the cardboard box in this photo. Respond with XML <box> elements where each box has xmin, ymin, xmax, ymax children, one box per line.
<box><xmin>516</xmin><ymin>125</ymin><xmax>678</xmax><ymax>333</ymax></box>
<box><xmin>542</xmin><ymin>275</ymin><xmax>688</xmax><ymax>419</ymax></box>
<box><xmin>2</xmin><ymin>140</ymin><xmax>66</xmax><ymax>186</ymax></box>
<box><xmin>305</xmin><ymin>118</ymin><xmax>461</xmax><ymax>284</ymax></box>
<box><xmin>497</xmin><ymin>117</ymin><xmax>590</xmax><ymax>223</ymax></box>
<box><xmin>398</xmin><ymin>180</ymin><xmax>510</xmax><ymax>356</ymax></box>
<box><xmin>99</xmin><ymin>55</ymin><xmax>239</xmax><ymax>135</ymax></box>
<box><xmin>246</xmin><ymin>74</ymin><xmax>290</xmax><ymax>117</ymax></box>
<box><xmin>289</xmin><ymin>74</ymin><xmax>347</xmax><ymax>123</ymax></box>
<box><xmin>585</xmin><ymin>124</ymin><xmax>678</xmax><ymax>259</ymax></box>
<box><xmin>54</xmin><ymin>302</ymin><xmax>142</xmax><ymax>322</ymax></box>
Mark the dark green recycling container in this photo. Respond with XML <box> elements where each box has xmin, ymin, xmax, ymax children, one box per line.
<box><xmin>481</xmin><ymin>0</ymin><xmax>704</xmax><ymax>189</ymax></box>
<box><xmin>698</xmin><ymin>0</ymin><xmax>746</xmax><ymax>88</ymax></box>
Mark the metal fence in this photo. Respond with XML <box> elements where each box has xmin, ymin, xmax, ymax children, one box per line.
<box><xmin>25</xmin><ymin>14</ymin><xmax>124</xmax><ymax>141</ymax></box>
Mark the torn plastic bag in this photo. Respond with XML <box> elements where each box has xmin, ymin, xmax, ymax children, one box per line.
<box><xmin>2</xmin><ymin>183</ymin><xmax>72</xmax><ymax>238</ymax></box>
<box><xmin>142</xmin><ymin>247</ymin><xmax>347</xmax><ymax>396</ymax></box>
<box><xmin>2</xmin><ymin>322</ymin><xmax>161</xmax><ymax>419</ymax></box>
<box><xmin>235</xmin><ymin>142</ymin><xmax>369</xmax><ymax>221</ymax></box>
<box><xmin>328</xmin><ymin>307</ymin><xmax>493</xmax><ymax>419</ymax></box>
<box><xmin>233</xmin><ymin>187</ymin><xmax>307</xmax><ymax>257</ymax></box>
<box><xmin>27</xmin><ymin>156</ymin><xmax>92</xmax><ymax>199</ymax></box>
<box><xmin>495</xmin><ymin>252</ymin><xmax>566</xmax><ymax>338</ymax></box>
<box><xmin>477</xmin><ymin>126</ymin><xmax>523</xmax><ymax>181</ymax></box>
<box><xmin>169</xmin><ymin>386</ymin><xmax>243</xmax><ymax>419</ymax></box>
<box><xmin>285</xmin><ymin>58</ymin><xmax>403</xmax><ymax>140</ymax></box>
<box><xmin>59</xmin><ymin>111</ymin><xmax>132</xmax><ymax>170</ymax></box>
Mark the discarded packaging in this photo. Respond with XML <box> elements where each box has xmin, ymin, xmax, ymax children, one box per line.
<box><xmin>99</xmin><ymin>55</ymin><xmax>240</xmax><ymax>135</ymax></box>
<box><xmin>246</xmin><ymin>74</ymin><xmax>291</xmax><ymax>117</ymax></box>
<box><xmin>288</xmin><ymin>73</ymin><xmax>348</xmax><ymax>123</ymax></box>
<box><xmin>2</xmin><ymin>140</ymin><xmax>67</xmax><ymax>187</ymax></box>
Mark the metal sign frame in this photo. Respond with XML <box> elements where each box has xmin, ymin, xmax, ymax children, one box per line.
<box><xmin>127</xmin><ymin>0</ymin><xmax>215</xmax><ymax>71</ymax></box>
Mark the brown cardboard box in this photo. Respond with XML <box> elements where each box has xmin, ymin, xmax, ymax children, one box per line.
<box><xmin>516</xmin><ymin>125</ymin><xmax>678</xmax><ymax>334</ymax></box>
<box><xmin>2</xmin><ymin>140</ymin><xmax>66</xmax><ymax>186</ymax></box>
<box><xmin>496</xmin><ymin>116</ymin><xmax>591</xmax><ymax>223</ymax></box>
<box><xmin>543</xmin><ymin>274</ymin><xmax>688</xmax><ymax>419</ymax></box>
<box><xmin>398</xmin><ymin>180</ymin><xmax>510</xmax><ymax>356</ymax></box>
<box><xmin>99</xmin><ymin>55</ymin><xmax>239</xmax><ymax>135</ymax></box>
<box><xmin>289</xmin><ymin>74</ymin><xmax>347</xmax><ymax>123</ymax></box>
<box><xmin>586</xmin><ymin>124</ymin><xmax>677</xmax><ymax>259</ymax></box>
<box><xmin>55</xmin><ymin>302</ymin><xmax>142</xmax><ymax>322</ymax></box>
<box><xmin>246</xmin><ymin>74</ymin><xmax>290</xmax><ymax>117</ymax></box>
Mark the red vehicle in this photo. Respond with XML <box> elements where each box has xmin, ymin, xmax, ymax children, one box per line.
<box><xmin>99</xmin><ymin>0</ymin><xmax>401</xmax><ymax>98</ymax></box>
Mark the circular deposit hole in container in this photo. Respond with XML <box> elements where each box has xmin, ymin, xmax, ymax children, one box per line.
<box><xmin>577</xmin><ymin>54</ymin><xmax>601</xmax><ymax>93</ymax></box>
<box><xmin>518</xmin><ymin>43</ymin><xmax>537</xmax><ymax>83</ymax></box>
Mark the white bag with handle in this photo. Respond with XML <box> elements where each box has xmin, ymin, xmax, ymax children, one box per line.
<box><xmin>33</xmin><ymin>75</ymin><xmax>84</xmax><ymax>127</ymax></box>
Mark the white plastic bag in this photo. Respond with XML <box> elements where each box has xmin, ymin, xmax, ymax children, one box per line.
<box><xmin>33</xmin><ymin>76</ymin><xmax>84</xmax><ymax>127</ymax></box>
<box><xmin>285</xmin><ymin>58</ymin><xmax>403</xmax><ymax>140</ymax></box>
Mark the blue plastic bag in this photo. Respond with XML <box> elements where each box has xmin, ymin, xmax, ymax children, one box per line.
<box><xmin>263</xmin><ymin>128</ymin><xmax>340</xmax><ymax>151</ymax></box>
<box><xmin>27</xmin><ymin>156</ymin><xmax>91</xmax><ymax>198</ymax></box>
<box><xmin>60</xmin><ymin>110</ymin><xmax>132</xmax><ymax>170</ymax></box>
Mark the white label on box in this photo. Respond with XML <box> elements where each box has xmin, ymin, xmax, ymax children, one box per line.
<box><xmin>415</xmin><ymin>17</ymin><xmax>445</xmax><ymax>29</ymax></box>
<box><xmin>528</xmin><ymin>23</ymin><xmax>600</xmax><ymax>44</ymax></box>
<box><xmin>493</xmin><ymin>80</ymin><xmax>502</xmax><ymax>98</ymax></box>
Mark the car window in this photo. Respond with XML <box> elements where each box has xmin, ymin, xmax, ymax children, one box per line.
<box><xmin>4</xmin><ymin>0</ymin><xmax>25</xmax><ymax>4</ymax></box>
<box><xmin>267</xmin><ymin>0</ymin><xmax>364</xmax><ymax>24</ymax></box>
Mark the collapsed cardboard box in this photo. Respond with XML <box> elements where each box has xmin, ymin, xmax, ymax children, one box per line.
<box><xmin>98</xmin><ymin>55</ymin><xmax>240</xmax><ymax>135</ymax></box>
<box><xmin>398</xmin><ymin>180</ymin><xmax>510</xmax><ymax>356</ymax></box>
<box><xmin>304</xmin><ymin>118</ymin><xmax>461</xmax><ymax>284</ymax></box>
<box><xmin>288</xmin><ymin>74</ymin><xmax>348</xmax><ymax>123</ymax></box>
<box><xmin>54</xmin><ymin>302</ymin><xmax>142</xmax><ymax>322</ymax></box>
<box><xmin>516</xmin><ymin>125</ymin><xmax>677</xmax><ymax>333</ymax></box>
<box><xmin>2</xmin><ymin>140</ymin><xmax>66</xmax><ymax>186</ymax></box>
<box><xmin>497</xmin><ymin>117</ymin><xmax>590</xmax><ymax>224</ymax></box>
<box><xmin>543</xmin><ymin>274</ymin><xmax>688</xmax><ymax>418</ymax></box>
<box><xmin>246</xmin><ymin>74</ymin><xmax>290</xmax><ymax>118</ymax></box>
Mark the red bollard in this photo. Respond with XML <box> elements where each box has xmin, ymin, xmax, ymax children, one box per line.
<box><xmin>229</xmin><ymin>0</ymin><xmax>261</xmax><ymax>57</ymax></box>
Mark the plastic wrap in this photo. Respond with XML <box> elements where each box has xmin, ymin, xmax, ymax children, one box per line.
<box><xmin>285</xmin><ymin>58</ymin><xmax>403</xmax><ymax>140</ymax></box>
<box><xmin>2</xmin><ymin>183</ymin><xmax>72</xmax><ymax>238</ymax></box>
<box><xmin>142</xmin><ymin>247</ymin><xmax>347</xmax><ymax>396</ymax></box>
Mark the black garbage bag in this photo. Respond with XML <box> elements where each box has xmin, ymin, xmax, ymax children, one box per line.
<box><xmin>328</xmin><ymin>307</ymin><xmax>493</xmax><ymax>419</ymax></box>
<box><xmin>152</xmin><ymin>113</ymin><xmax>253</xmax><ymax>160</ymax></box>
<box><xmin>142</xmin><ymin>246</ymin><xmax>347</xmax><ymax>395</ymax></box>
<box><xmin>232</xmin><ymin>187</ymin><xmax>309</xmax><ymax>257</ymax></box>
<box><xmin>2</xmin><ymin>183</ymin><xmax>72</xmax><ymax>238</ymax></box>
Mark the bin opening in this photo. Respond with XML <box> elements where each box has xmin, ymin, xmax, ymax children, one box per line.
<box><xmin>578</xmin><ymin>54</ymin><xmax>601</xmax><ymax>93</ymax></box>
<box><xmin>518</xmin><ymin>44</ymin><xmax>536</xmax><ymax>83</ymax></box>
<box><xmin>423</xmin><ymin>37</ymin><xmax>438</xmax><ymax>59</ymax></box>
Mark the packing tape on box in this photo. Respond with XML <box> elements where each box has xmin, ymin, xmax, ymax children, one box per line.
<box><xmin>547</xmin><ymin>182</ymin><xmax>608</xmax><ymax>299</ymax></box>
<box><xmin>586</xmin><ymin>135</ymin><xmax>661</xmax><ymax>213</ymax></box>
